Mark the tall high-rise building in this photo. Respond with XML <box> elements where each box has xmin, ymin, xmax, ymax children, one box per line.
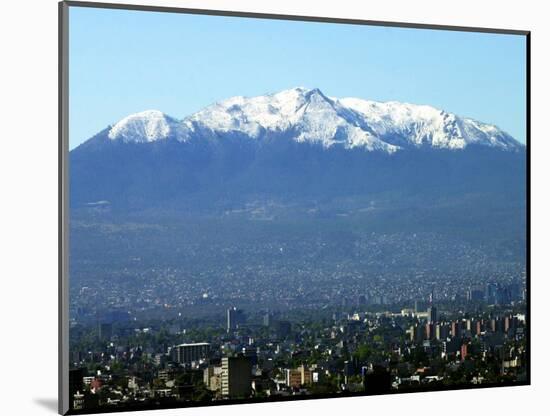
<box><xmin>262</xmin><ymin>310</ymin><xmax>271</xmax><ymax>327</ymax></box>
<box><xmin>476</xmin><ymin>320</ymin><xmax>483</xmax><ymax>336</ymax></box>
<box><xmin>486</xmin><ymin>282</ymin><xmax>499</xmax><ymax>304</ymax></box>
<box><xmin>227</xmin><ymin>307</ymin><xmax>245</xmax><ymax>332</ymax></box>
<box><xmin>425</xmin><ymin>322</ymin><xmax>434</xmax><ymax>340</ymax></box>
<box><xmin>451</xmin><ymin>321</ymin><xmax>462</xmax><ymax>338</ymax></box>
<box><xmin>427</xmin><ymin>306</ymin><xmax>437</xmax><ymax>324</ymax></box>
<box><xmin>221</xmin><ymin>356</ymin><xmax>252</xmax><ymax>398</ymax></box>
<box><xmin>98</xmin><ymin>322</ymin><xmax>112</xmax><ymax>341</ymax></box>
<box><xmin>415</xmin><ymin>324</ymin><xmax>424</xmax><ymax>343</ymax></box>
<box><xmin>435</xmin><ymin>324</ymin><xmax>449</xmax><ymax>341</ymax></box>
<box><xmin>504</xmin><ymin>315</ymin><xmax>512</xmax><ymax>332</ymax></box>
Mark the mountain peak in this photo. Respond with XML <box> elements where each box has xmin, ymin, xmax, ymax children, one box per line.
<box><xmin>272</xmin><ymin>86</ymin><xmax>327</xmax><ymax>103</ymax></box>
<box><xmin>304</xmin><ymin>87</ymin><xmax>325</xmax><ymax>96</ymax></box>
<box><xmin>108</xmin><ymin>110</ymin><xmax>180</xmax><ymax>143</ymax></box>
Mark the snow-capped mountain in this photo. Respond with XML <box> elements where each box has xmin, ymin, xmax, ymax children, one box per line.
<box><xmin>103</xmin><ymin>87</ymin><xmax>521</xmax><ymax>153</ymax></box>
<box><xmin>71</xmin><ymin>87</ymin><xmax>525</xmax><ymax>212</ymax></box>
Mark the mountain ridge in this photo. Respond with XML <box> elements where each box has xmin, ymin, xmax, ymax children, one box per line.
<box><xmin>70</xmin><ymin>87</ymin><xmax>526</xmax><ymax>214</ymax></box>
<box><xmin>76</xmin><ymin>87</ymin><xmax>522</xmax><ymax>153</ymax></box>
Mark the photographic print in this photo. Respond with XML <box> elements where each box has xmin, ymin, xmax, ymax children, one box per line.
<box><xmin>60</xmin><ymin>2</ymin><xmax>529</xmax><ymax>414</ymax></box>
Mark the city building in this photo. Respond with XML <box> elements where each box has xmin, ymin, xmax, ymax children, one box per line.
<box><xmin>435</xmin><ymin>323</ymin><xmax>449</xmax><ymax>340</ymax></box>
<box><xmin>285</xmin><ymin>368</ymin><xmax>302</xmax><ymax>388</ymax></box>
<box><xmin>461</xmin><ymin>343</ymin><xmax>470</xmax><ymax>361</ymax></box>
<box><xmin>173</xmin><ymin>342</ymin><xmax>210</xmax><ymax>365</ymax></box>
<box><xmin>221</xmin><ymin>356</ymin><xmax>252</xmax><ymax>398</ymax></box>
<box><xmin>98</xmin><ymin>322</ymin><xmax>113</xmax><ymax>341</ymax></box>
<box><xmin>285</xmin><ymin>365</ymin><xmax>312</xmax><ymax>388</ymax></box>
<box><xmin>427</xmin><ymin>306</ymin><xmax>437</xmax><ymax>324</ymax></box>
<box><xmin>425</xmin><ymin>322</ymin><xmax>434</xmax><ymax>340</ymax></box>
<box><xmin>263</xmin><ymin>310</ymin><xmax>271</xmax><ymax>327</ymax></box>
<box><xmin>242</xmin><ymin>346</ymin><xmax>258</xmax><ymax>366</ymax></box>
<box><xmin>227</xmin><ymin>307</ymin><xmax>245</xmax><ymax>332</ymax></box>
<box><xmin>486</xmin><ymin>282</ymin><xmax>499</xmax><ymax>304</ymax></box>
<box><xmin>204</xmin><ymin>365</ymin><xmax>222</xmax><ymax>391</ymax></box>
<box><xmin>451</xmin><ymin>321</ymin><xmax>462</xmax><ymax>338</ymax></box>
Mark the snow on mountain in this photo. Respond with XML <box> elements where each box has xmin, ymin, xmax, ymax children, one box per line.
<box><xmin>338</xmin><ymin>97</ymin><xmax>520</xmax><ymax>150</ymax></box>
<box><xmin>104</xmin><ymin>88</ymin><xmax>521</xmax><ymax>152</ymax></box>
<box><xmin>186</xmin><ymin>87</ymin><xmax>398</xmax><ymax>152</ymax></box>
<box><xmin>108</xmin><ymin>110</ymin><xmax>185</xmax><ymax>143</ymax></box>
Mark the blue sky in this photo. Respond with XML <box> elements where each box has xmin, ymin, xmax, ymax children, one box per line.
<box><xmin>69</xmin><ymin>6</ymin><xmax>527</xmax><ymax>149</ymax></box>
